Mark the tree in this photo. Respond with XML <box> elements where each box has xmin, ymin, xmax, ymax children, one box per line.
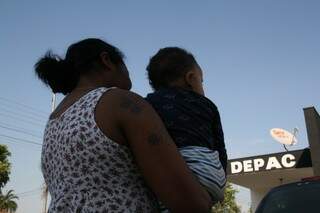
<box><xmin>0</xmin><ymin>145</ymin><xmax>11</xmax><ymax>190</ymax></box>
<box><xmin>0</xmin><ymin>190</ymin><xmax>18</xmax><ymax>213</ymax></box>
<box><xmin>211</xmin><ymin>182</ymin><xmax>241</xmax><ymax>213</ymax></box>
<box><xmin>0</xmin><ymin>145</ymin><xmax>17</xmax><ymax>213</ymax></box>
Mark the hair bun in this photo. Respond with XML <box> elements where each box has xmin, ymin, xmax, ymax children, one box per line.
<box><xmin>35</xmin><ymin>51</ymin><xmax>78</xmax><ymax>95</ymax></box>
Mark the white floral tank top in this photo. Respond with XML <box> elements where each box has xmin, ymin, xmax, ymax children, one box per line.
<box><xmin>41</xmin><ymin>87</ymin><xmax>159</xmax><ymax>213</ymax></box>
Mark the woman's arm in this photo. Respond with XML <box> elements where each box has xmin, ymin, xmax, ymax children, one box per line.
<box><xmin>108</xmin><ymin>89</ymin><xmax>212</xmax><ymax>213</ymax></box>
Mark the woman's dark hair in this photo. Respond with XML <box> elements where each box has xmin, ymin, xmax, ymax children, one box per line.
<box><xmin>35</xmin><ymin>38</ymin><xmax>124</xmax><ymax>95</ymax></box>
<box><xmin>147</xmin><ymin>47</ymin><xmax>198</xmax><ymax>90</ymax></box>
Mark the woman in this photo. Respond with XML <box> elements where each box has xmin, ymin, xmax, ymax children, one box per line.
<box><xmin>35</xmin><ymin>38</ymin><xmax>212</xmax><ymax>212</ymax></box>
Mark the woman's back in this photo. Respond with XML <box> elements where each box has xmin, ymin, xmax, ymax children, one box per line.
<box><xmin>42</xmin><ymin>88</ymin><xmax>158</xmax><ymax>212</ymax></box>
<box><xmin>37</xmin><ymin>38</ymin><xmax>212</xmax><ymax>213</ymax></box>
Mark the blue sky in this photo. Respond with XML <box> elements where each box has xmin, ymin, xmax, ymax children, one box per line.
<box><xmin>0</xmin><ymin>0</ymin><xmax>319</xmax><ymax>212</ymax></box>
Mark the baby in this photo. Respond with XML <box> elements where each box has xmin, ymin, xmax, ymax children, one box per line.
<box><xmin>145</xmin><ymin>47</ymin><xmax>227</xmax><ymax>208</ymax></box>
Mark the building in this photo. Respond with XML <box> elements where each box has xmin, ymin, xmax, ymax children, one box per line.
<box><xmin>227</xmin><ymin>107</ymin><xmax>320</xmax><ymax>211</ymax></box>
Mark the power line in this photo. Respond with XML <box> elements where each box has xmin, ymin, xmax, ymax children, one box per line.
<box><xmin>0</xmin><ymin>107</ymin><xmax>47</xmax><ymax>123</ymax></box>
<box><xmin>0</xmin><ymin>113</ymin><xmax>45</xmax><ymax>127</ymax></box>
<box><xmin>0</xmin><ymin>96</ymin><xmax>49</xmax><ymax>115</ymax></box>
<box><xmin>0</xmin><ymin>121</ymin><xmax>43</xmax><ymax>136</ymax></box>
<box><xmin>0</xmin><ymin>102</ymin><xmax>48</xmax><ymax>120</ymax></box>
<box><xmin>19</xmin><ymin>192</ymin><xmax>42</xmax><ymax>198</ymax></box>
<box><xmin>0</xmin><ymin>137</ymin><xmax>42</xmax><ymax>150</ymax></box>
<box><xmin>0</xmin><ymin>124</ymin><xmax>42</xmax><ymax>139</ymax></box>
<box><xmin>0</xmin><ymin>134</ymin><xmax>42</xmax><ymax>146</ymax></box>
<box><xmin>17</xmin><ymin>187</ymin><xmax>44</xmax><ymax>196</ymax></box>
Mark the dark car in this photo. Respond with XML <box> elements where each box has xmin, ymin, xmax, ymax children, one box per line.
<box><xmin>255</xmin><ymin>177</ymin><xmax>320</xmax><ymax>213</ymax></box>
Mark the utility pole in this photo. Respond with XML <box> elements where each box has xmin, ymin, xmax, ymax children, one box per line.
<box><xmin>51</xmin><ymin>93</ymin><xmax>56</xmax><ymax>112</ymax></box>
<box><xmin>43</xmin><ymin>93</ymin><xmax>56</xmax><ymax>213</ymax></box>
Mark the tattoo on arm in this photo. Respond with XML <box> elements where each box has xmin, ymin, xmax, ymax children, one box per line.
<box><xmin>147</xmin><ymin>133</ymin><xmax>162</xmax><ymax>145</ymax></box>
<box><xmin>119</xmin><ymin>97</ymin><xmax>142</xmax><ymax>114</ymax></box>
<box><xmin>119</xmin><ymin>93</ymin><xmax>170</xmax><ymax>146</ymax></box>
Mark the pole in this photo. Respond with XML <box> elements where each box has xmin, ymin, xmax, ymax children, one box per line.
<box><xmin>51</xmin><ymin>93</ymin><xmax>56</xmax><ymax>112</ymax></box>
<box><xmin>43</xmin><ymin>93</ymin><xmax>56</xmax><ymax>213</ymax></box>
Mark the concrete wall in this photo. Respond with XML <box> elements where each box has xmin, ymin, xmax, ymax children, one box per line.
<box><xmin>250</xmin><ymin>187</ymin><xmax>270</xmax><ymax>211</ymax></box>
<box><xmin>304</xmin><ymin>107</ymin><xmax>320</xmax><ymax>176</ymax></box>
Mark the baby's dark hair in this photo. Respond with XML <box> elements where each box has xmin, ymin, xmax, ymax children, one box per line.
<box><xmin>35</xmin><ymin>38</ymin><xmax>124</xmax><ymax>95</ymax></box>
<box><xmin>147</xmin><ymin>47</ymin><xmax>198</xmax><ymax>90</ymax></box>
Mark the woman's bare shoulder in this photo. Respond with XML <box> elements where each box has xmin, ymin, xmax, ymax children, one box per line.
<box><xmin>99</xmin><ymin>88</ymin><xmax>152</xmax><ymax>115</ymax></box>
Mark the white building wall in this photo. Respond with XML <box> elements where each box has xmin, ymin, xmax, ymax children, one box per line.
<box><xmin>250</xmin><ymin>188</ymin><xmax>270</xmax><ymax>212</ymax></box>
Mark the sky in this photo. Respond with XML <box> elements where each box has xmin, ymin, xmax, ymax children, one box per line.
<box><xmin>0</xmin><ymin>0</ymin><xmax>319</xmax><ymax>212</ymax></box>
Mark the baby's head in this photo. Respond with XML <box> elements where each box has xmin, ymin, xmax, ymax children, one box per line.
<box><xmin>147</xmin><ymin>47</ymin><xmax>204</xmax><ymax>95</ymax></box>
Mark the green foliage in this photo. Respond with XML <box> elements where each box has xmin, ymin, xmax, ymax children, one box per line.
<box><xmin>0</xmin><ymin>145</ymin><xmax>17</xmax><ymax>212</ymax></box>
<box><xmin>211</xmin><ymin>182</ymin><xmax>241</xmax><ymax>213</ymax></box>
<box><xmin>0</xmin><ymin>190</ymin><xmax>18</xmax><ymax>213</ymax></box>
<box><xmin>0</xmin><ymin>145</ymin><xmax>11</xmax><ymax>189</ymax></box>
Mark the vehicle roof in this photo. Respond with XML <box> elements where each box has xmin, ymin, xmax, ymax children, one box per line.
<box><xmin>269</xmin><ymin>178</ymin><xmax>320</xmax><ymax>193</ymax></box>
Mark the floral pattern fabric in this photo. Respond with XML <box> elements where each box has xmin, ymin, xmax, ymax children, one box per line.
<box><xmin>42</xmin><ymin>87</ymin><xmax>159</xmax><ymax>213</ymax></box>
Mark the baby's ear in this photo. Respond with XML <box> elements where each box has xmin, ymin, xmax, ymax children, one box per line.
<box><xmin>184</xmin><ymin>70</ymin><xmax>196</xmax><ymax>87</ymax></box>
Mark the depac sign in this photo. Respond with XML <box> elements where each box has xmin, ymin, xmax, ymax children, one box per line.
<box><xmin>230</xmin><ymin>153</ymin><xmax>296</xmax><ymax>174</ymax></box>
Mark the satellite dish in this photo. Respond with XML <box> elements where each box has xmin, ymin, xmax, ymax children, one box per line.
<box><xmin>270</xmin><ymin>128</ymin><xmax>299</xmax><ymax>151</ymax></box>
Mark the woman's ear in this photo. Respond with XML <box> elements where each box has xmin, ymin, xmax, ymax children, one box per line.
<box><xmin>99</xmin><ymin>52</ymin><xmax>113</xmax><ymax>71</ymax></box>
